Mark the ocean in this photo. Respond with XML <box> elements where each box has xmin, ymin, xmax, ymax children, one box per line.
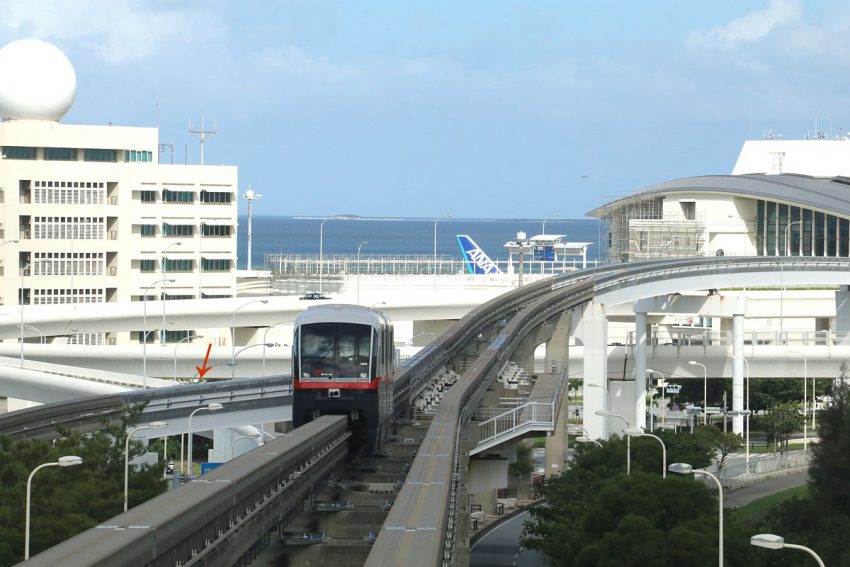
<box><xmin>236</xmin><ymin>216</ymin><xmax>607</xmax><ymax>270</ymax></box>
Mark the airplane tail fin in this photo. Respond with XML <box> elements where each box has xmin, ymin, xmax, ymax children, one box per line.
<box><xmin>457</xmin><ymin>235</ymin><xmax>502</xmax><ymax>274</ymax></box>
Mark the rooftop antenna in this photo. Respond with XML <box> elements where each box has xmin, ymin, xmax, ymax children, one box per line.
<box><xmin>158</xmin><ymin>141</ymin><xmax>174</xmax><ymax>164</ymax></box>
<box><xmin>188</xmin><ymin>112</ymin><xmax>217</xmax><ymax>165</ymax></box>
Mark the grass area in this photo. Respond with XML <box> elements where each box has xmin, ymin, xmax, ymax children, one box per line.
<box><xmin>749</xmin><ymin>442</ymin><xmax>808</xmax><ymax>453</ymax></box>
<box><xmin>736</xmin><ymin>484</ymin><xmax>809</xmax><ymax>523</ymax></box>
<box><xmin>532</xmin><ymin>437</ymin><xmax>546</xmax><ymax>449</ymax></box>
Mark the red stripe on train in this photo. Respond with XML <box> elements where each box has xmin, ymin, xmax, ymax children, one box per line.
<box><xmin>294</xmin><ymin>378</ymin><xmax>381</xmax><ymax>390</ymax></box>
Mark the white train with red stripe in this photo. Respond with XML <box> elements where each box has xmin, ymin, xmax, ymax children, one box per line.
<box><xmin>292</xmin><ymin>304</ymin><xmax>395</xmax><ymax>452</ymax></box>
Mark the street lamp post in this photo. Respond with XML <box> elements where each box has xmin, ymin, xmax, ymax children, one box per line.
<box><xmin>783</xmin><ymin>220</ymin><xmax>803</xmax><ymax>257</ymax></box>
<box><xmin>595</xmin><ymin>410</ymin><xmax>631</xmax><ymax>474</ymax></box>
<box><xmin>789</xmin><ymin>349</ymin><xmax>808</xmax><ymax>451</ymax></box>
<box><xmin>186</xmin><ymin>403</ymin><xmax>224</xmax><ymax>477</ymax></box>
<box><xmin>231</xmin><ymin>432</ymin><xmax>262</xmax><ymax>458</ymax></box>
<box><xmin>626</xmin><ymin>428</ymin><xmax>667</xmax><ymax>478</ymax></box>
<box><xmin>575</xmin><ymin>436</ymin><xmax>602</xmax><ymax>448</ymax></box>
<box><xmin>232</xmin><ymin>299</ymin><xmax>269</xmax><ymax>378</ymax></box>
<box><xmin>173</xmin><ymin>334</ymin><xmax>202</xmax><ymax>380</ymax></box>
<box><xmin>19</xmin><ymin>262</ymin><xmax>32</xmax><ymax>368</ymax></box>
<box><xmin>689</xmin><ymin>360</ymin><xmax>709</xmax><ymax>425</ymax></box>
<box><xmin>433</xmin><ymin>213</ymin><xmax>451</xmax><ymax>284</ymax></box>
<box><xmin>142</xmin><ymin>278</ymin><xmax>174</xmax><ymax>389</ymax></box>
<box><xmin>25</xmin><ymin>456</ymin><xmax>83</xmax><ymax>559</ymax></box>
<box><xmin>125</xmin><ymin>422</ymin><xmax>167</xmax><ymax>511</ymax></box>
<box><xmin>262</xmin><ymin>321</ymin><xmax>290</xmax><ymax>376</ymax></box>
<box><xmin>243</xmin><ymin>186</ymin><xmax>262</xmax><ymax>271</ymax></box>
<box><xmin>750</xmin><ymin>534</ymin><xmax>825</xmax><ymax>567</ymax></box>
<box><xmin>741</xmin><ymin>357</ymin><xmax>751</xmax><ymax>464</ymax></box>
<box><xmin>541</xmin><ymin>213</ymin><xmax>560</xmax><ymax>235</ymax></box>
<box><xmin>669</xmin><ymin>463</ymin><xmax>723</xmax><ymax>566</ymax></box>
<box><xmin>407</xmin><ymin>332</ymin><xmax>435</xmax><ymax>346</ymax></box>
<box><xmin>357</xmin><ymin>241</ymin><xmax>367</xmax><ymax>305</ymax></box>
<box><xmin>232</xmin><ymin>342</ymin><xmax>275</xmax><ymax>379</ymax></box>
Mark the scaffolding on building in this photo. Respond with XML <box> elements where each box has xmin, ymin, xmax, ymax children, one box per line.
<box><xmin>599</xmin><ymin>194</ymin><xmax>705</xmax><ymax>262</ymax></box>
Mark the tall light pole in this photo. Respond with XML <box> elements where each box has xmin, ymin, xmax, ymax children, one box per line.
<box><xmin>541</xmin><ymin>213</ymin><xmax>560</xmax><ymax>235</ymax></box>
<box><xmin>783</xmin><ymin>220</ymin><xmax>802</xmax><ymax>257</ymax></box>
<box><xmin>357</xmin><ymin>241</ymin><xmax>367</xmax><ymax>305</ymax></box>
<box><xmin>319</xmin><ymin>217</ymin><xmax>332</xmax><ymax>294</ymax></box>
<box><xmin>740</xmin><ymin>357</ymin><xmax>751</xmax><ymax>464</ymax></box>
<box><xmin>19</xmin><ymin>262</ymin><xmax>32</xmax><ymax>368</ymax></box>
<box><xmin>25</xmin><ymin>456</ymin><xmax>83</xmax><ymax>559</ymax></box>
<box><xmin>595</xmin><ymin>410</ymin><xmax>631</xmax><ymax>474</ymax></box>
<box><xmin>142</xmin><ymin>278</ymin><xmax>174</xmax><ymax>389</ymax></box>
<box><xmin>689</xmin><ymin>360</ymin><xmax>708</xmax><ymax>425</ymax></box>
<box><xmin>433</xmin><ymin>213</ymin><xmax>451</xmax><ymax>282</ymax></box>
<box><xmin>125</xmin><ymin>422</ymin><xmax>167</xmax><ymax>511</ymax></box>
<box><xmin>751</xmin><ymin>534</ymin><xmax>825</xmax><ymax>567</ymax></box>
<box><xmin>262</xmin><ymin>321</ymin><xmax>290</xmax><ymax>376</ymax></box>
<box><xmin>669</xmin><ymin>463</ymin><xmax>724</xmax><ymax>566</ymax></box>
<box><xmin>626</xmin><ymin>428</ymin><xmax>667</xmax><ymax>478</ymax></box>
<box><xmin>173</xmin><ymin>334</ymin><xmax>202</xmax><ymax>380</ymax></box>
<box><xmin>232</xmin><ymin>299</ymin><xmax>269</xmax><ymax>378</ymax></box>
<box><xmin>161</xmin><ymin>241</ymin><xmax>183</xmax><ymax>344</ymax></box>
<box><xmin>243</xmin><ymin>185</ymin><xmax>262</xmax><ymax>271</ymax></box>
<box><xmin>232</xmin><ymin>342</ymin><xmax>275</xmax><ymax>379</ymax></box>
<box><xmin>186</xmin><ymin>403</ymin><xmax>223</xmax><ymax>477</ymax></box>
<box><xmin>231</xmin><ymin>432</ymin><xmax>262</xmax><ymax>459</ymax></box>
<box><xmin>789</xmin><ymin>349</ymin><xmax>808</xmax><ymax>451</ymax></box>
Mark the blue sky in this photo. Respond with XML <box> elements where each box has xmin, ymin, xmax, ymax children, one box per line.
<box><xmin>2</xmin><ymin>0</ymin><xmax>850</xmax><ymax>219</ymax></box>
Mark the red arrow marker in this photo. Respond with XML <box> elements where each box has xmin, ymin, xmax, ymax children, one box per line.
<box><xmin>195</xmin><ymin>344</ymin><xmax>213</xmax><ymax>379</ymax></box>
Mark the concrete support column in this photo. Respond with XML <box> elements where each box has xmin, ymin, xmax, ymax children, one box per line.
<box><xmin>633</xmin><ymin>311</ymin><xmax>647</xmax><ymax>431</ymax></box>
<box><xmin>579</xmin><ymin>302</ymin><xmax>608</xmax><ymax>439</ymax></box>
<box><xmin>836</xmin><ymin>285</ymin><xmax>850</xmax><ymax>345</ymax></box>
<box><xmin>732</xmin><ymin>311</ymin><xmax>745</xmax><ymax>435</ymax></box>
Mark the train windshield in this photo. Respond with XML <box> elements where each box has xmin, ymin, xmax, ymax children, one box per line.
<box><xmin>299</xmin><ymin>322</ymin><xmax>373</xmax><ymax>380</ymax></box>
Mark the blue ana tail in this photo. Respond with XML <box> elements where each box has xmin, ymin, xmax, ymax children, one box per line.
<box><xmin>456</xmin><ymin>235</ymin><xmax>502</xmax><ymax>274</ymax></box>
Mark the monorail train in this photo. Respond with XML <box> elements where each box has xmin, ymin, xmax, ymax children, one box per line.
<box><xmin>292</xmin><ymin>304</ymin><xmax>395</xmax><ymax>452</ymax></box>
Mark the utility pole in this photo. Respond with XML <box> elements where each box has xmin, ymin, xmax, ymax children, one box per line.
<box><xmin>243</xmin><ymin>186</ymin><xmax>263</xmax><ymax>271</ymax></box>
<box><xmin>189</xmin><ymin>112</ymin><xmax>217</xmax><ymax>165</ymax></box>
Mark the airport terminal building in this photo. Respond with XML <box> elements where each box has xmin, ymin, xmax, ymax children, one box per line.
<box><xmin>589</xmin><ymin>137</ymin><xmax>850</xmax><ymax>262</ymax></box>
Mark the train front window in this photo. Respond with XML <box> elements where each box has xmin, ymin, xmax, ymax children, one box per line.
<box><xmin>299</xmin><ymin>322</ymin><xmax>372</xmax><ymax>380</ymax></box>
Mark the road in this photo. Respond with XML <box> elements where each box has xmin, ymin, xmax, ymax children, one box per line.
<box><xmin>470</xmin><ymin>510</ymin><xmax>546</xmax><ymax>567</ymax></box>
<box><xmin>724</xmin><ymin>471</ymin><xmax>809</xmax><ymax>508</ymax></box>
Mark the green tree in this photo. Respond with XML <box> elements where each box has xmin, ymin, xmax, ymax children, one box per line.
<box><xmin>525</xmin><ymin>466</ymin><xmax>762</xmax><ymax>566</ymax></box>
<box><xmin>762</xmin><ymin>401</ymin><xmax>804</xmax><ymax>451</ymax></box>
<box><xmin>0</xmin><ymin>405</ymin><xmax>166</xmax><ymax>565</ymax></box>
<box><xmin>762</xmin><ymin>383</ymin><xmax>850</xmax><ymax>566</ymax></box>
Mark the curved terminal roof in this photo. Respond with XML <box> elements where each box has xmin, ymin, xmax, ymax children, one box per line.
<box><xmin>587</xmin><ymin>173</ymin><xmax>850</xmax><ymax>218</ymax></box>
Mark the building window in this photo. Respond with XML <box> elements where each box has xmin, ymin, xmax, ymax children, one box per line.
<box><xmin>163</xmin><ymin>294</ymin><xmax>194</xmax><ymax>301</ymax></box>
<box><xmin>200</xmin><ymin>190</ymin><xmax>232</xmax><ymax>203</ymax></box>
<box><xmin>201</xmin><ymin>292</ymin><xmax>232</xmax><ymax>299</ymax></box>
<box><xmin>162</xmin><ymin>258</ymin><xmax>193</xmax><ymax>272</ymax></box>
<box><xmin>32</xmin><ymin>216</ymin><xmax>105</xmax><ymax>240</ymax></box>
<box><xmin>201</xmin><ymin>223</ymin><xmax>231</xmax><ymax>237</ymax></box>
<box><xmin>32</xmin><ymin>288</ymin><xmax>105</xmax><ymax>304</ymax></box>
<box><xmin>44</xmin><ymin>147</ymin><xmax>77</xmax><ymax>161</ymax></box>
<box><xmin>139</xmin><ymin>259</ymin><xmax>157</xmax><ymax>272</ymax></box>
<box><xmin>33</xmin><ymin>252</ymin><xmax>105</xmax><ymax>276</ymax></box>
<box><xmin>140</xmin><ymin>190</ymin><xmax>157</xmax><ymax>203</ymax></box>
<box><xmin>163</xmin><ymin>330</ymin><xmax>195</xmax><ymax>342</ymax></box>
<box><xmin>140</xmin><ymin>224</ymin><xmax>157</xmax><ymax>237</ymax></box>
<box><xmin>3</xmin><ymin>146</ymin><xmax>36</xmax><ymax>159</ymax></box>
<box><xmin>162</xmin><ymin>223</ymin><xmax>194</xmax><ymax>237</ymax></box>
<box><xmin>202</xmin><ymin>258</ymin><xmax>231</xmax><ymax>271</ymax></box>
<box><xmin>124</xmin><ymin>150</ymin><xmax>153</xmax><ymax>162</ymax></box>
<box><xmin>84</xmin><ymin>148</ymin><xmax>117</xmax><ymax>162</ymax></box>
<box><xmin>162</xmin><ymin>189</ymin><xmax>194</xmax><ymax>203</ymax></box>
<box><xmin>33</xmin><ymin>180</ymin><xmax>105</xmax><ymax>205</ymax></box>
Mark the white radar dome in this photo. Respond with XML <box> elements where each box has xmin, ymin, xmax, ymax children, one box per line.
<box><xmin>0</xmin><ymin>39</ymin><xmax>76</xmax><ymax>121</ymax></box>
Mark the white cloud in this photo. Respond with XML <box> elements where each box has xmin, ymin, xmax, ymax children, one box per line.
<box><xmin>0</xmin><ymin>0</ymin><xmax>225</xmax><ymax>64</ymax></box>
<box><xmin>687</xmin><ymin>0</ymin><xmax>803</xmax><ymax>51</ymax></box>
